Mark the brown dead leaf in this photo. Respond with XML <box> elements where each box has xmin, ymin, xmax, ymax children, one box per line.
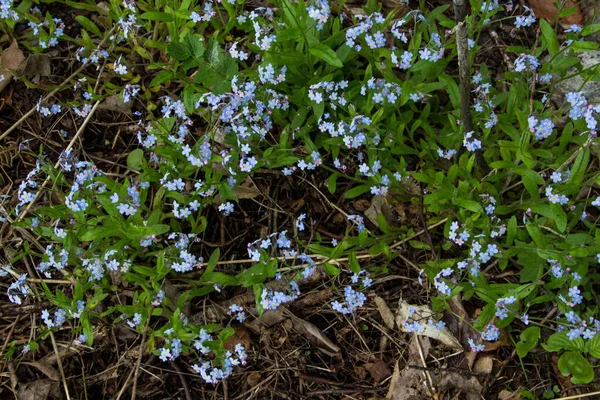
<box><xmin>234</xmin><ymin>176</ymin><xmax>261</xmax><ymax>199</ymax></box>
<box><xmin>247</xmin><ymin>372</ymin><xmax>262</xmax><ymax>387</ymax></box>
<box><xmin>375</xmin><ymin>296</ymin><xmax>395</xmax><ymax>330</ymax></box>
<box><xmin>396</xmin><ymin>300</ymin><xmax>462</xmax><ymax>349</ymax></box>
<box><xmin>22</xmin><ymin>54</ymin><xmax>51</xmax><ymax>83</ymax></box>
<box><xmin>365</xmin><ymin>360</ymin><xmax>391</xmax><ymax>384</ymax></box>
<box><xmin>528</xmin><ymin>0</ymin><xmax>583</xmax><ymax>27</ymax></box>
<box><xmin>473</xmin><ymin>355</ymin><xmax>493</xmax><ymax>375</ymax></box>
<box><xmin>22</xmin><ymin>361</ymin><xmax>61</xmax><ymax>381</ymax></box>
<box><xmin>498</xmin><ymin>390</ymin><xmax>521</xmax><ymax>400</ymax></box>
<box><xmin>224</xmin><ymin>325</ymin><xmax>252</xmax><ymax>352</ymax></box>
<box><xmin>293</xmin><ymin>288</ymin><xmax>332</xmax><ymax>308</ymax></box>
<box><xmin>354</xmin><ymin>365</ymin><xmax>368</xmax><ymax>380</ymax></box>
<box><xmin>17</xmin><ymin>379</ymin><xmax>59</xmax><ymax>400</ymax></box>
<box><xmin>288</xmin><ymin>313</ymin><xmax>341</xmax><ymax>357</ymax></box>
<box><xmin>436</xmin><ymin>372</ymin><xmax>483</xmax><ymax>398</ymax></box>
<box><xmin>0</xmin><ymin>40</ymin><xmax>26</xmax><ymax>93</ymax></box>
<box><xmin>386</xmin><ymin>336</ymin><xmax>431</xmax><ymax>400</ymax></box>
<box><xmin>353</xmin><ymin>199</ymin><xmax>371</xmax><ymax>212</ymax></box>
<box><xmin>365</xmin><ymin>195</ymin><xmax>398</xmax><ymax>228</ymax></box>
<box><xmin>552</xmin><ymin>353</ymin><xmax>573</xmax><ymax>390</ymax></box>
<box><xmin>97</xmin><ymin>94</ymin><xmax>132</xmax><ymax>114</ymax></box>
<box><xmin>245</xmin><ymin>309</ymin><xmax>286</xmax><ymax>334</ymax></box>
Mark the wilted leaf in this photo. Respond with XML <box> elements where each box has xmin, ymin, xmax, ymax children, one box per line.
<box><xmin>396</xmin><ymin>300</ymin><xmax>462</xmax><ymax>349</ymax></box>
<box><xmin>234</xmin><ymin>176</ymin><xmax>261</xmax><ymax>199</ymax></box>
<box><xmin>473</xmin><ymin>355</ymin><xmax>493</xmax><ymax>375</ymax></box>
<box><xmin>364</xmin><ymin>360</ymin><xmax>391</xmax><ymax>383</ymax></box>
<box><xmin>437</xmin><ymin>372</ymin><xmax>483</xmax><ymax>396</ymax></box>
<box><xmin>386</xmin><ymin>336</ymin><xmax>431</xmax><ymax>400</ymax></box>
<box><xmin>375</xmin><ymin>296</ymin><xmax>395</xmax><ymax>329</ymax></box>
<box><xmin>22</xmin><ymin>54</ymin><xmax>51</xmax><ymax>83</ymax></box>
<box><xmin>23</xmin><ymin>361</ymin><xmax>61</xmax><ymax>381</ymax></box>
<box><xmin>0</xmin><ymin>40</ymin><xmax>26</xmax><ymax>93</ymax></box>
<box><xmin>289</xmin><ymin>313</ymin><xmax>341</xmax><ymax>357</ymax></box>
<box><xmin>98</xmin><ymin>94</ymin><xmax>132</xmax><ymax>114</ymax></box>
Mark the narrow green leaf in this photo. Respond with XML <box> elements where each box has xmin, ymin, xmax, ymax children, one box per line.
<box><xmin>309</xmin><ymin>44</ymin><xmax>344</xmax><ymax>68</ymax></box>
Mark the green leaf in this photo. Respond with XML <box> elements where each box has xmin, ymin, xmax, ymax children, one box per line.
<box><xmin>569</xmin><ymin>148</ymin><xmax>589</xmax><ymax>186</ymax></box>
<box><xmin>516</xmin><ymin>327</ymin><xmax>540</xmax><ymax>358</ymax></box>
<box><xmin>140</xmin><ymin>12</ymin><xmax>174</xmax><ymax>22</ymax></box>
<box><xmin>558</xmin><ymin>352</ymin><xmax>594</xmax><ymax>384</ymax></box>
<box><xmin>184</xmin><ymin>34</ymin><xmax>205</xmax><ymax>57</ymax></box>
<box><xmin>543</xmin><ymin>331</ymin><xmax>586</xmax><ymax>352</ymax></box>
<box><xmin>344</xmin><ymin>184</ymin><xmax>371</xmax><ymax>199</ymax></box>
<box><xmin>127</xmin><ymin>149</ymin><xmax>145</xmax><ymax>170</ymax></box>
<box><xmin>581</xmin><ymin>24</ymin><xmax>600</xmax><ymax>37</ymax></box>
<box><xmin>455</xmin><ymin>198</ymin><xmax>481</xmax><ymax>213</ymax></box>
<box><xmin>167</xmin><ymin>41</ymin><xmax>191</xmax><ymax>61</ymax></box>
<box><xmin>149</xmin><ymin>70</ymin><xmax>174</xmax><ymax>87</ymax></box>
<box><xmin>206</xmin><ymin>248</ymin><xmax>220</xmax><ymax>274</ymax></box>
<box><xmin>587</xmin><ymin>334</ymin><xmax>600</xmax><ymax>358</ymax></box>
<box><xmin>571</xmin><ymin>41</ymin><xmax>599</xmax><ymax>51</ymax></box>
<box><xmin>540</xmin><ymin>20</ymin><xmax>559</xmax><ymax>55</ymax></box>
<box><xmin>75</xmin><ymin>16</ymin><xmax>102</xmax><ymax>37</ymax></box>
<box><xmin>80</xmin><ymin>225</ymin><xmax>121</xmax><ymax>241</ymax></box>
<box><xmin>309</xmin><ymin>44</ymin><xmax>343</xmax><ymax>68</ymax></box>
<box><xmin>200</xmin><ymin>272</ymin><xmax>239</xmax><ymax>286</ymax></box>
<box><xmin>526</xmin><ymin>223</ymin><xmax>547</xmax><ymax>249</ymax></box>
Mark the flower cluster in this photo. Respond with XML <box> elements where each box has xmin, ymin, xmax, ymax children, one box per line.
<box><xmin>401</xmin><ymin>307</ymin><xmax>447</xmax><ymax>333</ymax></box>
<box><xmin>308</xmin><ymin>80</ymin><xmax>348</xmax><ymax>109</ymax></box>
<box><xmin>360</xmin><ymin>78</ymin><xmax>402</xmax><ymax>104</ymax></box>
<box><xmin>515</xmin><ymin>6</ymin><xmax>536</xmax><ymax>28</ymax></box>
<box><xmin>192</xmin><ymin>342</ymin><xmax>247</xmax><ymax>384</ymax></box>
<box><xmin>41</xmin><ymin>309</ymin><xmax>67</xmax><ymax>328</ymax></box>
<box><xmin>0</xmin><ymin>0</ymin><xmax>19</xmax><ymax>21</ymax></box>
<box><xmin>7</xmin><ymin>274</ymin><xmax>30</xmax><ymax>305</ymax></box>
<box><xmin>307</xmin><ymin>0</ymin><xmax>330</xmax><ymax>30</ymax></box>
<box><xmin>528</xmin><ymin>116</ymin><xmax>554</xmax><ymax>140</ymax></box>
<box><xmin>514</xmin><ymin>54</ymin><xmax>539</xmax><ymax>72</ymax></box>
<box><xmin>346</xmin><ymin>13</ymin><xmax>387</xmax><ymax>51</ymax></box>
<box><xmin>463</xmin><ymin>131</ymin><xmax>482</xmax><ymax>152</ymax></box>
<box><xmin>545</xmin><ymin>186</ymin><xmax>569</xmax><ymax>205</ymax></box>
<box><xmin>228</xmin><ymin>304</ymin><xmax>247</xmax><ymax>323</ymax></box>
<box><xmin>566</xmin><ymin>92</ymin><xmax>599</xmax><ymax>132</ymax></box>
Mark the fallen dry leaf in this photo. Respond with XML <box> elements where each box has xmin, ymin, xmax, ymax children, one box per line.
<box><xmin>473</xmin><ymin>355</ymin><xmax>493</xmax><ymax>375</ymax></box>
<box><xmin>0</xmin><ymin>40</ymin><xmax>26</xmax><ymax>93</ymax></box>
<box><xmin>436</xmin><ymin>372</ymin><xmax>483</xmax><ymax>399</ymax></box>
<box><xmin>17</xmin><ymin>379</ymin><xmax>59</xmax><ymax>400</ymax></box>
<box><xmin>528</xmin><ymin>0</ymin><xmax>583</xmax><ymax>27</ymax></box>
<box><xmin>97</xmin><ymin>93</ymin><xmax>132</xmax><ymax>114</ymax></box>
<box><xmin>386</xmin><ymin>335</ymin><xmax>431</xmax><ymax>400</ymax></box>
<box><xmin>498</xmin><ymin>390</ymin><xmax>521</xmax><ymax>400</ymax></box>
<box><xmin>289</xmin><ymin>313</ymin><xmax>341</xmax><ymax>357</ymax></box>
<box><xmin>374</xmin><ymin>296</ymin><xmax>395</xmax><ymax>330</ymax></box>
<box><xmin>234</xmin><ymin>176</ymin><xmax>261</xmax><ymax>199</ymax></box>
<box><xmin>396</xmin><ymin>300</ymin><xmax>462</xmax><ymax>349</ymax></box>
<box><xmin>365</xmin><ymin>195</ymin><xmax>398</xmax><ymax>228</ymax></box>
<box><xmin>247</xmin><ymin>372</ymin><xmax>262</xmax><ymax>387</ymax></box>
<box><xmin>365</xmin><ymin>360</ymin><xmax>392</xmax><ymax>384</ymax></box>
<box><xmin>354</xmin><ymin>365</ymin><xmax>368</xmax><ymax>380</ymax></box>
<box><xmin>224</xmin><ymin>325</ymin><xmax>252</xmax><ymax>352</ymax></box>
<box><xmin>22</xmin><ymin>54</ymin><xmax>51</xmax><ymax>83</ymax></box>
<box><xmin>22</xmin><ymin>361</ymin><xmax>61</xmax><ymax>381</ymax></box>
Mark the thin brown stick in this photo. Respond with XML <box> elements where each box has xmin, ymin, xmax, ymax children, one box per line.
<box><xmin>49</xmin><ymin>331</ymin><xmax>71</xmax><ymax>400</ymax></box>
<box><xmin>131</xmin><ymin>305</ymin><xmax>155</xmax><ymax>400</ymax></box>
<box><xmin>169</xmin><ymin>360</ymin><xmax>192</xmax><ymax>400</ymax></box>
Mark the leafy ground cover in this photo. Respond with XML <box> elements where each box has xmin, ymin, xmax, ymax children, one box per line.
<box><xmin>1</xmin><ymin>0</ymin><xmax>600</xmax><ymax>398</ymax></box>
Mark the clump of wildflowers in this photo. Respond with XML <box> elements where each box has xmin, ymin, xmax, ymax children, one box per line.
<box><xmin>308</xmin><ymin>0</ymin><xmax>330</xmax><ymax>30</ymax></box>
